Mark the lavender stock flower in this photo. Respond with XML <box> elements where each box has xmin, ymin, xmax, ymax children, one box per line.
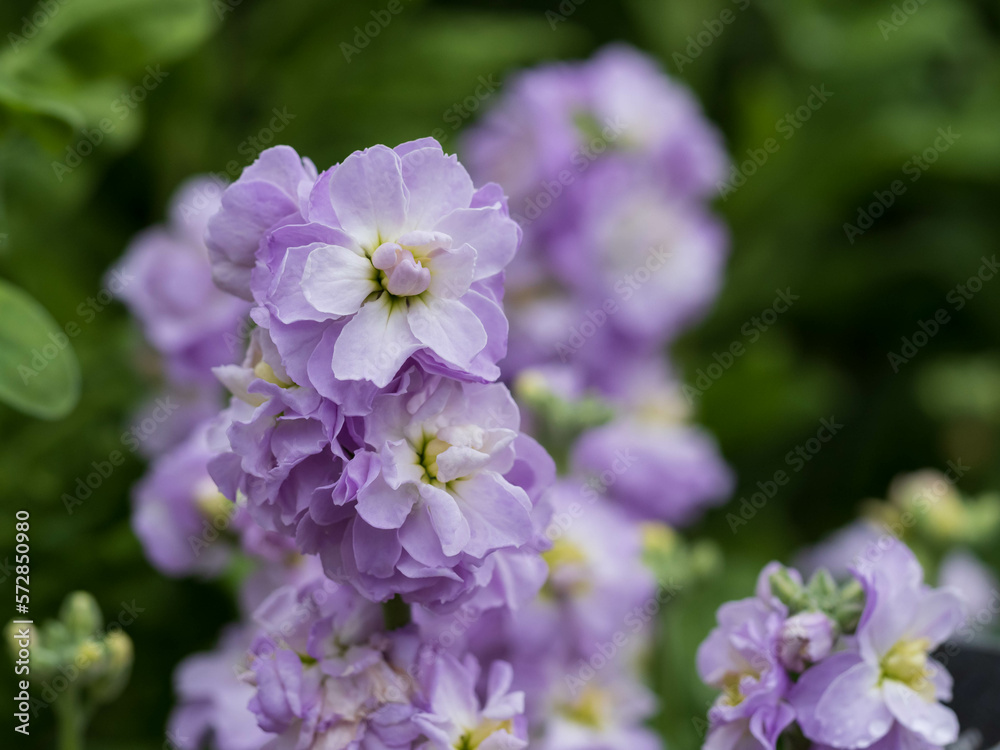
<box><xmin>698</xmin><ymin>543</ymin><xmax>965</xmax><ymax>750</ymax></box>
<box><xmin>207</xmin><ymin>138</ymin><xmax>519</xmax><ymax>391</ymax></box>
<box><xmin>790</xmin><ymin>542</ymin><xmax>962</xmax><ymax>750</ymax></box>
<box><xmin>696</xmin><ymin>585</ymin><xmax>795</xmax><ymax>750</ymax></box>
<box><xmin>296</xmin><ymin>370</ymin><xmax>553</xmax><ymax>608</ymax></box>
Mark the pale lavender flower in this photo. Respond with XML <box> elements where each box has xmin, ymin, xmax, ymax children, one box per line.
<box><xmin>208</xmin><ymin>328</ymin><xmax>346</xmax><ymax>537</ymax></box>
<box><xmin>295</xmin><ymin>370</ymin><xmax>553</xmax><ymax>609</ymax></box>
<box><xmin>488</xmin><ymin>480</ymin><xmax>657</xmax><ymax>666</ymax></box>
<box><xmin>414</xmin><ymin>653</ymin><xmax>527</xmax><ymax>749</ymax></box>
<box><xmin>571</xmin><ymin>378</ymin><xmax>733</xmax><ymax>526</ymax></box>
<box><xmin>697</xmin><ymin>599</ymin><xmax>794</xmax><ymax>750</ymax></box>
<box><xmin>226</xmin><ymin>138</ymin><xmax>519</xmax><ymax>391</ymax></box>
<box><xmin>546</xmin><ymin>159</ymin><xmax>728</xmax><ymax>348</ymax></box>
<box><xmin>239</xmin><ymin>570</ymin><xmax>529</xmax><ymax>749</ymax></box>
<box><xmin>207</xmin><ymin>146</ymin><xmax>318</xmax><ymax>300</ymax></box>
<box><xmin>789</xmin><ymin>541</ymin><xmax>963</xmax><ymax>750</ymax></box>
<box><xmin>532</xmin><ymin>667</ymin><xmax>663</xmax><ymax>750</ymax></box>
<box><xmin>463</xmin><ymin>44</ymin><xmax>726</xmax><ymax>223</ymax></box>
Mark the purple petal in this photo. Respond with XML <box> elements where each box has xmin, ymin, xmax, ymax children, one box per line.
<box><xmin>327</xmin><ymin>145</ymin><xmax>407</xmax><ymax>248</ymax></box>
<box><xmin>406</xmin><ymin>297</ymin><xmax>487</xmax><ymax>368</ymax></box>
<box><xmin>426</xmin><ymin>244</ymin><xmax>476</xmax><ymax>300</ymax></box>
<box><xmin>420</xmin><ymin>483</ymin><xmax>471</xmax><ymax>558</ymax></box>
<box><xmin>401</xmin><ymin>147</ymin><xmax>474</xmax><ymax>228</ymax></box>
<box><xmin>356</xmin><ymin>475</ymin><xmax>417</xmax><ymax>530</ymax></box>
<box><xmin>434</xmin><ymin>206</ymin><xmax>519</xmax><ymax>280</ymax></box>
<box><xmin>814</xmin><ymin>660</ymin><xmax>893</xmax><ymax>748</ymax></box>
<box><xmin>450</xmin><ymin>474</ymin><xmax>531</xmax><ymax>558</ymax></box>
<box><xmin>301</xmin><ymin>244</ymin><xmax>378</xmax><ymax>316</ymax></box>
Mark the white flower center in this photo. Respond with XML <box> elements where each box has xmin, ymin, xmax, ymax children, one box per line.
<box><xmin>372</xmin><ymin>242</ymin><xmax>431</xmax><ymax>297</ymax></box>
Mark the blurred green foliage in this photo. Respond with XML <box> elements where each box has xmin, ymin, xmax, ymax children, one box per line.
<box><xmin>1</xmin><ymin>0</ymin><xmax>999</xmax><ymax>746</ymax></box>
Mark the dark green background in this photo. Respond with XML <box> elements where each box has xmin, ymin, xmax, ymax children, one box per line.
<box><xmin>2</xmin><ymin>0</ymin><xmax>1000</xmax><ymax>746</ymax></box>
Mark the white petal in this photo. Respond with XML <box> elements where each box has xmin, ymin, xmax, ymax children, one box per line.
<box><xmin>301</xmin><ymin>245</ymin><xmax>377</xmax><ymax>316</ymax></box>
<box><xmin>332</xmin><ymin>294</ymin><xmax>420</xmax><ymax>386</ymax></box>
<box><xmin>407</xmin><ymin>297</ymin><xmax>486</xmax><ymax>368</ymax></box>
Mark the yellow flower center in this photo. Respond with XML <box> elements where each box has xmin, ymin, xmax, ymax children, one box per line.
<box><xmin>456</xmin><ymin>719</ymin><xmax>515</xmax><ymax>749</ymax></box>
<box><xmin>541</xmin><ymin>539</ymin><xmax>592</xmax><ymax>599</ymax></box>
<box><xmin>720</xmin><ymin>669</ymin><xmax>758</xmax><ymax>706</ymax></box>
<box><xmin>880</xmin><ymin>638</ymin><xmax>935</xmax><ymax>699</ymax></box>
<box><xmin>421</xmin><ymin>437</ymin><xmax>451</xmax><ymax>481</ymax></box>
<box><xmin>562</xmin><ymin>685</ymin><xmax>607</xmax><ymax>728</ymax></box>
<box><xmin>253</xmin><ymin>360</ymin><xmax>293</xmax><ymax>388</ymax></box>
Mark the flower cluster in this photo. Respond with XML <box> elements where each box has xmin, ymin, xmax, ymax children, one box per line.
<box><xmin>112</xmin><ymin>45</ymin><xmax>748</xmax><ymax>750</ymax></box>
<box><xmin>697</xmin><ymin>540</ymin><xmax>963</xmax><ymax>750</ymax></box>
<box><xmin>413</xmin><ymin>480</ymin><xmax>668</xmax><ymax>747</ymax></box>
<box><xmin>199</xmin><ymin>137</ymin><xmax>554</xmax><ymax>609</ymax></box>
<box><xmin>462</xmin><ymin>44</ymin><xmax>728</xmax><ymax>386</ymax></box>
<box><xmin>462</xmin><ymin>45</ymin><xmax>733</xmax><ymax>528</ymax></box>
<box><xmin>171</xmin><ymin>569</ymin><xmax>527</xmax><ymax>749</ymax></box>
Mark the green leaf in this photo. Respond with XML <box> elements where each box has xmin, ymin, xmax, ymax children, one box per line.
<box><xmin>0</xmin><ymin>278</ymin><xmax>81</xmax><ymax>419</ymax></box>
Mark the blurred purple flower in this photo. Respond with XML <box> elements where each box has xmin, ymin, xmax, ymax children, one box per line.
<box><xmin>571</xmin><ymin>414</ymin><xmax>732</xmax><ymax>527</ymax></box>
<box><xmin>169</xmin><ymin>624</ymin><xmax>268</xmax><ymax>750</ymax></box>
<box><xmin>132</xmin><ymin>419</ymin><xmax>294</xmax><ymax>577</ymax></box>
<box><xmin>113</xmin><ymin>176</ymin><xmax>250</xmax><ymax>385</ymax></box>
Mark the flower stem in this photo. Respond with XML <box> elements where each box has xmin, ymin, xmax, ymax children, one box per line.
<box><xmin>54</xmin><ymin>687</ymin><xmax>86</xmax><ymax>750</ymax></box>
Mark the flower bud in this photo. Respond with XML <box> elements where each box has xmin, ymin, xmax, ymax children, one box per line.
<box><xmin>60</xmin><ymin>591</ymin><xmax>103</xmax><ymax>640</ymax></box>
